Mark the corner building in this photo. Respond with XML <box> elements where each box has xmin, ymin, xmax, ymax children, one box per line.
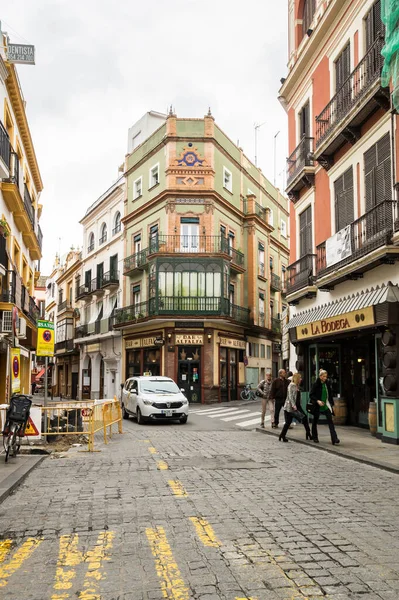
<box><xmin>281</xmin><ymin>0</ymin><xmax>399</xmax><ymax>442</ymax></box>
<box><xmin>115</xmin><ymin>111</ymin><xmax>289</xmax><ymax>403</ymax></box>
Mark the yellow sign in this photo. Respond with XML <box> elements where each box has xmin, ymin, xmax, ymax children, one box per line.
<box><xmin>125</xmin><ymin>337</ymin><xmax>157</xmax><ymax>349</ymax></box>
<box><xmin>36</xmin><ymin>320</ymin><xmax>55</xmax><ymax>357</ymax></box>
<box><xmin>11</xmin><ymin>347</ymin><xmax>20</xmax><ymax>393</ymax></box>
<box><xmin>125</xmin><ymin>339</ymin><xmax>141</xmax><ymax>349</ymax></box>
<box><xmin>219</xmin><ymin>337</ymin><xmax>246</xmax><ymax>349</ymax></box>
<box><xmin>296</xmin><ymin>306</ymin><xmax>375</xmax><ymax>340</ymax></box>
<box><xmin>175</xmin><ymin>334</ymin><xmax>204</xmax><ymax>345</ymax></box>
<box><xmin>86</xmin><ymin>343</ymin><xmax>101</xmax><ymax>353</ymax></box>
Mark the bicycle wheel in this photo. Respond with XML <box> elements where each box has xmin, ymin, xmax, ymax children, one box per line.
<box><xmin>4</xmin><ymin>424</ymin><xmax>17</xmax><ymax>463</ymax></box>
<box><xmin>240</xmin><ymin>389</ymin><xmax>250</xmax><ymax>401</ymax></box>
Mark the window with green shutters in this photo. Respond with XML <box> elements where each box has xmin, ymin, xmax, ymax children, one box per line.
<box><xmin>364</xmin><ymin>133</ymin><xmax>391</xmax><ymax>211</ymax></box>
<box><xmin>365</xmin><ymin>0</ymin><xmax>384</xmax><ymax>50</ymax></box>
<box><xmin>334</xmin><ymin>166</ymin><xmax>354</xmax><ymax>232</ymax></box>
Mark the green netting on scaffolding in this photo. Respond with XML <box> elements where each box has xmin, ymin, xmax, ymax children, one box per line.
<box><xmin>381</xmin><ymin>0</ymin><xmax>399</xmax><ymax>111</ymax></box>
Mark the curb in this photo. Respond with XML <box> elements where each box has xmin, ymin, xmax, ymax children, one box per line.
<box><xmin>0</xmin><ymin>455</ymin><xmax>47</xmax><ymax>504</ymax></box>
<box><xmin>256</xmin><ymin>427</ymin><xmax>399</xmax><ymax>476</ymax></box>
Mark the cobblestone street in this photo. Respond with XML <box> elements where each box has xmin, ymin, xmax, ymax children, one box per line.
<box><xmin>0</xmin><ymin>417</ymin><xmax>399</xmax><ymax>600</ymax></box>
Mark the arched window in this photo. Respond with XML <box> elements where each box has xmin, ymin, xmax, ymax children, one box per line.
<box><xmin>113</xmin><ymin>212</ymin><xmax>121</xmax><ymax>235</ymax></box>
<box><xmin>302</xmin><ymin>0</ymin><xmax>316</xmax><ymax>37</ymax></box>
<box><xmin>99</xmin><ymin>223</ymin><xmax>107</xmax><ymax>245</ymax></box>
<box><xmin>88</xmin><ymin>232</ymin><xmax>95</xmax><ymax>252</ymax></box>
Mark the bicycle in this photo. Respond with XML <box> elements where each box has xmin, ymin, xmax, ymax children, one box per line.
<box><xmin>240</xmin><ymin>383</ymin><xmax>258</xmax><ymax>401</ymax></box>
<box><xmin>2</xmin><ymin>395</ymin><xmax>32</xmax><ymax>463</ymax></box>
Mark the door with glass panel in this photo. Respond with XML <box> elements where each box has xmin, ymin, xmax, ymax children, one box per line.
<box><xmin>180</xmin><ymin>218</ymin><xmax>199</xmax><ymax>252</ymax></box>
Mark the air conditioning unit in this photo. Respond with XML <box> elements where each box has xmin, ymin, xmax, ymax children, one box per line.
<box><xmin>18</xmin><ymin>317</ymin><xmax>27</xmax><ymax>338</ymax></box>
<box><xmin>1</xmin><ymin>311</ymin><xmax>13</xmax><ymax>333</ymax></box>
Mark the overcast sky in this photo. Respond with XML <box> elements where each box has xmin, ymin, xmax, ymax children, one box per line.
<box><xmin>2</xmin><ymin>0</ymin><xmax>289</xmax><ymax>274</ymax></box>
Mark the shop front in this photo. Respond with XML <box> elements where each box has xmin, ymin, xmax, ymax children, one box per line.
<box><xmin>218</xmin><ymin>336</ymin><xmax>246</xmax><ymax>402</ymax></box>
<box><xmin>289</xmin><ymin>284</ymin><xmax>399</xmax><ymax>443</ymax></box>
<box><xmin>175</xmin><ymin>332</ymin><xmax>203</xmax><ymax>403</ymax></box>
<box><xmin>124</xmin><ymin>335</ymin><xmax>162</xmax><ymax>381</ymax></box>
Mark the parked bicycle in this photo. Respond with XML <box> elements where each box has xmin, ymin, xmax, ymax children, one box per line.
<box><xmin>240</xmin><ymin>383</ymin><xmax>258</xmax><ymax>401</ymax></box>
<box><xmin>2</xmin><ymin>394</ymin><xmax>32</xmax><ymax>462</ymax></box>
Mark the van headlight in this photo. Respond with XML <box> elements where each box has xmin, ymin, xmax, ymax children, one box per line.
<box><xmin>182</xmin><ymin>398</ymin><xmax>188</xmax><ymax>405</ymax></box>
<box><xmin>143</xmin><ymin>399</ymin><xmax>153</xmax><ymax>406</ymax></box>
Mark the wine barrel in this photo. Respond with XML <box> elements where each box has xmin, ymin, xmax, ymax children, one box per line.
<box><xmin>368</xmin><ymin>401</ymin><xmax>377</xmax><ymax>436</ymax></box>
<box><xmin>333</xmin><ymin>397</ymin><xmax>347</xmax><ymax>426</ymax></box>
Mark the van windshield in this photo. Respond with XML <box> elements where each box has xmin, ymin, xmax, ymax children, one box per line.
<box><xmin>140</xmin><ymin>380</ymin><xmax>180</xmax><ymax>394</ymax></box>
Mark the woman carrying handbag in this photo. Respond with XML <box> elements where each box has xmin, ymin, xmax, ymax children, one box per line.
<box><xmin>279</xmin><ymin>373</ymin><xmax>312</xmax><ymax>442</ymax></box>
<box><xmin>309</xmin><ymin>369</ymin><xmax>340</xmax><ymax>445</ymax></box>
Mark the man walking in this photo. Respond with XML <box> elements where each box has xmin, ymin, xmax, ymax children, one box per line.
<box><xmin>258</xmin><ymin>372</ymin><xmax>273</xmax><ymax>428</ymax></box>
<box><xmin>270</xmin><ymin>369</ymin><xmax>289</xmax><ymax>428</ymax></box>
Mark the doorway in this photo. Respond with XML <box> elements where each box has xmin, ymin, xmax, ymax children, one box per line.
<box><xmin>71</xmin><ymin>372</ymin><xmax>78</xmax><ymax>400</ymax></box>
<box><xmin>177</xmin><ymin>346</ymin><xmax>201</xmax><ymax>403</ymax></box>
<box><xmin>219</xmin><ymin>347</ymin><xmax>238</xmax><ymax>401</ymax></box>
<box><xmin>100</xmin><ymin>358</ymin><xmax>104</xmax><ymax>398</ymax></box>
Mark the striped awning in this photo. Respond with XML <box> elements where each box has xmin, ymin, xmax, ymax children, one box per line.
<box><xmin>287</xmin><ymin>282</ymin><xmax>399</xmax><ymax>329</ymax></box>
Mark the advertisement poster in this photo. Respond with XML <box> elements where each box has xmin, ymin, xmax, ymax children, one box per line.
<box><xmin>325</xmin><ymin>225</ymin><xmax>352</xmax><ymax>267</ymax></box>
<box><xmin>36</xmin><ymin>320</ymin><xmax>55</xmax><ymax>357</ymax></box>
<box><xmin>11</xmin><ymin>348</ymin><xmax>21</xmax><ymax>393</ymax></box>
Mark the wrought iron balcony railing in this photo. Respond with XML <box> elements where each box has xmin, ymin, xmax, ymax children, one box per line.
<box><xmin>101</xmin><ymin>271</ymin><xmax>119</xmax><ymax>288</ymax></box>
<box><xmin>316</xmin><ymin>200</ymin><xmax>399</xmax><ymax>278</ymax></box>
<box><xmin>270</xmin><ymin>272</ymin><xmax>283</xmax><ymax>292</ymax></box>
<box><xmin>37</xmin><ymin>224</ymin><xmax>43</xmax><ymax>250</ymax></box>
<box><xmin>286</xmin><ymin>136</ymin><xmax>314</xmax><ymax>188</ymax></box>
<box><xmin>99</xmin><ymin>233</ymin><xmax>107</xmax><ymax>245</ymax></box>
<box><xmin>8</xmin><ymin>151</ymin><xmax>20</xmax><ymax>186</ymax></box>
<box><xmin>113</xmin><ymin>297</ymin><xmax>251</xmax><ymax>325</ymax></box>
<box><xmin>0</xmin><ymin>121</ymin><xmax>10</xmax><ymax>169</ymax></box>
<box><xmin>112</xmin><ymin>223</ymin><xmax>121</xmax><ymax>235</ymax></box>
<box><xmin>24</xmin><ymin>185</ymin><xmax>35</xmax><ymax>228</ymax></box>
<box><xmin>57</xmin><ymin>299</ymin><xmax>72</xmax><ymax>313</ymax></box>
<box><xmin>286</xmin><ymin>253</ymin><xmax>316</xmax><ymax>295</ymax></box>
<box><xmin>124</xmin><ymin>235</ymin><xmax>245</xmax><ymax>274</ymax></box>
<box><xmin>87</xmin><ymin>243</ymin><xmax>94</xmax><ymax>253</ymax></box>
<box><xmin>315</xmin><ymin>36</ymin><xmax>385</xmax><ymax>150</ymax></box>
<box><xmin>258</xmin><ymin>312</ymin><xmax>266</xmax><ymax>328</ymax></box>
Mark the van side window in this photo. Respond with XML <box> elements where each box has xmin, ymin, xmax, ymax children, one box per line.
<box><xmin>131</xmin><ymin>381</ymin><xmax>138</xmax><ymax>393</ymax></box>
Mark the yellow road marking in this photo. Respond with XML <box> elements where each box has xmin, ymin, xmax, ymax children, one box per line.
<box><xmin>0</xmin><ymin>540</ymin><xmax>13</xmax><ymax>564</ymax></box>
<box><xmin>0</xmin><ymin>538</ymin><xmax>42</xmax><ymax>588</ymax></box>
<box><xmin>157</xmin><ymin>460</ymin><xmax>169</xmax><ymax>470</ymax></box>
<box><xmin>189</xmin><ymin>517</ymin><xmax>221</xmax><ymax>547</ymax></box>
<box><xmin>148</xmin><ymin>447</ymin><xmax>158</xmax><ymax>454</ymax></box>
<box><xmin>52</xmin><ymin>531</ymin><xmax>114</xmax><ymax>599</ymax></box>
<box><xmin>168</xmin><ymin>480</ymin><xmax>188</xmax><ymax>497</ymax></box>
<box><xmin>146</xmin><ymin>526</ymin><xmax>189</xmax><ymax>600</ymax></box>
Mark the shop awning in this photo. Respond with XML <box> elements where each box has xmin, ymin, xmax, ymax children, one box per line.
<box><xmin>288</xmin><ymin>282</ymin><xmax>399</xmax><ymax>329</ymax></box>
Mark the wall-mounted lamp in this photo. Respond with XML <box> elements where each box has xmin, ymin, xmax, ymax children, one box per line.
<box><xmin>174</xmin><ymin>226</ymin><xmax>177</xmax><ymax>233</ymax></box>
<box><xmin>202</xmin><ymin>226</ymin><xmax>206</xmax><ymax>234</ymax></box>
<box><xmin>357</xmin><ymin>357</ymin><xmax>364</xmax><ymax>363</ymax></box>
<box><xmin>306</xmin><ymin>28</ymin><xmax>313</xmax><ymax>37</ymax></box>
<box><xmin>280</xmin><ymin>77</ymin><xmax>286</xmax><ymax>85</ymax></box>
<box><xmin>207</xmin><ymin>331</ymin><xmax>212</xmax><ymax>343</ymax></box>
<box><xmin>167</xmin><ymin>331</ymin><xmax>172</xmax><ymax>342</ymax></box>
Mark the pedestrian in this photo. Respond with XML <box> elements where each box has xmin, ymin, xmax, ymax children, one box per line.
<box><xmin>31</xmin><ymin>381</ymin><xmax>37</xmax><ymax>395</ymax></box>
<box><xmin>278</xmin><ymin>372</ymin><xmax>301</xmax><ymax>442</ymax></box>
<box><xmin>258</xmin><ymin>372</ymin><xmax>273</xmax><ymax>428</ymax></box>
<box><xmin>270</xmin><ymin>369</ymin><xmax>289</xmax><ymax>428</ymax></box>
<box><xmin>309</xmin><ymin>369</ymin><xmax>340</xmax><ymax>445</ymax></box>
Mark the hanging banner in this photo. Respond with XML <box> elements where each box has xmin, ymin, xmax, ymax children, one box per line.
<box><xmin>36</xmin><ymin>320</ymin><xmax>55</xmax><ymax>357</ymax></box>
<box><xmin>325</xmin><ymin>225</ymin><xmax>352</xmax><ymax>267</ymax></box>
<box><xmin>11</xmin><ymin>348</ymin><xmax>21</xmax><ymax>393</ymax></box>
<box><xmin>6</xmin><ymin>43</ymin><xmax>35</xmax><ymax>65</ymax></box>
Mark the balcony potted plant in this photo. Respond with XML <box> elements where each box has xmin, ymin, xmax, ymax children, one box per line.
<box><xmin>0</xmin><ymin>219</ymin><xmax>9</xmax><ymax>237</ymax></box>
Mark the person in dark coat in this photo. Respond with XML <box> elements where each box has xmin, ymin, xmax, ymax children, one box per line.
<box><xmin>270</xmin><ymin>369</ymin><xmax>289</xmax><ymax>428</ymax></box>
<box><xmin>309</xmin><ymin>369</ymin><xmax>340</xmax><ymax>445</ymax></box>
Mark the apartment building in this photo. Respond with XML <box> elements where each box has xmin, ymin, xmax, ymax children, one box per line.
<box><xmin>280</xmin><ymin>0</ymin><xmax>399</xmax><ymax>442</ymax></box>
<box><xmin>75</xmin><ymin>178</ymin><xmax>124</xmax><ymax>400</ymax></box>
<box><xmin>0</xmin><ymin>41</ymin><xmax>43</xmax><ymax>397</ymax></box>
<box><xmin>114</xmin><ymin>110</ymin><xmax>289</xmax><ymax>403</ymax></box>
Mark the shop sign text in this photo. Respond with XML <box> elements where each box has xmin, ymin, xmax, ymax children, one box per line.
<box><xmin>175</xmin><ymin>334</ymin><xmax>203</xmax><ymax>345</ymax></box>
<box><xmin>219</xmin><ymin>337</ymin><xmax>246</xmax><ymax>349</ymax></box>
<box><xmin>296</xmin><ymin>306</ymin><xmax>374</xmax><ymax>340</ymax></box>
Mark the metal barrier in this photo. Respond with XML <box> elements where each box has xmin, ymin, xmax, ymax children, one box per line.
<box><xmin>0</xmin><ymin>398</ymin><xmax>123</xmax><ymax>453</ymax></box>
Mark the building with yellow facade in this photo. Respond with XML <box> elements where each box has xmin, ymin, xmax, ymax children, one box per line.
<box><xmin>0</xmin><ymin>40</ymin><xmax>43</xmax><ymax>398</ymax></box>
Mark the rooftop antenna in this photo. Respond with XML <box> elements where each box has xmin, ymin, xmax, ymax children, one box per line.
<box><xmin>254</xmin><ymin>122</ymin><xmax>266</xmax><ymax>167</ymax></box>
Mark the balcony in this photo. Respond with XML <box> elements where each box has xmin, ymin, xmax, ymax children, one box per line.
<box><xmin>75</xmin><ymin>324</ymin><xmax>88</xmax><ymax>338</ymax></box>
<box><xmin>286</xmin><ymin>136</ymin><xmax>315</xmax><ymax>200</ymax></box>
<box><xmin>270</xmin><ymin>273</ymin><xmax>283</xmax><ymax>292</ymax></box>
<box><xmin>101</xmin><ymin>270</ymin><xmax>119</xmax><ymax>289</ymax></box>
<box><xmin>57</xmin><ymin>299</ymin><xmax>72</xmax><ymax>314</ymax></box>
<box><xmin>99</xmin><ymin>233</ymin><xmax>107</xmax><ymax>245</ymax></box>
<box><xmin>271</xmin><ymin>317</ymin><xmax>281</xmax><ymax>334</ymax></box>
<box><xmin>20</xmin><ymin>287</ymin><xmax>39</xmax><ymax>324</ymax></box>
<box><xmin>243</xmin><ymin>198</ymin><xmax>271</xmax><ymax>226</ymax></box>
<box><xmin>74</xmin><ymin>318</ymin><xmax>115</xmax><ymax>340</ymax></box>
<box><xmin>37</xmin><ymin>224</ymin><xmax>43</xmax><ymax>251</ymax></box>
<box><xmin>316</xmin><ymin>200</ymin><xmax>399</xmax><ymax>288</ymax></box>
<box><xmin>55</xmin><ymin>339</ymin><xmax>76</xmax><ymax>353</ymax></box>
<box><xmin>112</xmin><ymin>223</ymin><xmax>121</xmax><ymax>236</ymax></box>
<box><xmin>75</xmin><ymin>277</ymin><xmax>103</xmax><ymax>300</ymax></box>
<box><xmin>0</xmin><ymin>121</ymin><xmax>10</xmax><ymax>178</ymax></box>
<box><xmin>286</xmin><ymin>253</ymin><xmax>317</xmax><ymax>303</ymax></box>
<box><xmin>315</xmin><ymin>36</ymin><xmax>389</xmax><ymax>167</ymax></box>
<box><xmin>123</xmin><ymin>235</ymin><xmax>245</xmax><ymax>276</ymax></box>
<box><xmin>113</xmin><ymin>297</ymin><xmax>251</xmax><ymax>327</ymax></box>
<box><xmin>87</xmin><ymin>243</ymin><xmax>94</xmax><ymax>253</ymax></box>
<box><xmin>24</xmin><ymin>185</ymin><xmax>35</xmax><ymax>228</ymax></box>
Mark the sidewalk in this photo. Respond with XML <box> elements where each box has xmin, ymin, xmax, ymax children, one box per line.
<box><xmin>257</xmin><ymin>422</ymin><xmax>399</xmax><ymax>473</ymax></box>
<box><xmin>0</xmin><ymin>454</ymin><xmax>47</xmax><ymax>503</ymax></box>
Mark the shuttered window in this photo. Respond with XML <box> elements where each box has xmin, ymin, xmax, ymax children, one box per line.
<box><xmin>334</xmin><ymin>167</ymin><xmax>354</xmax><ymax>232</ymax></box>
<box><xmin>364</xmin><ymin>133</ymin><xmax>391</xmax><ymax>211</ymax></box>
<box><xmin>299</xmin><ymin>206</ymin><xmax>312</xmax><ymax>257</ymax></box>
<box><xmin>365</xmin><ymin>0</ymin><xmax>384</xmax><ymax>50</ymax></box>
<box><xmin>335</xmin><ymin>44</ymin><xmax>351</xmax><ymax>91</ymax></box>
<box><xmin>302</xmin><ymin>0</ymin><xmax>316</xmax><ymax>37</ymax></box>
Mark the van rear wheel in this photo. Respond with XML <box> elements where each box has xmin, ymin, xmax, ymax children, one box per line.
<box><xmin>136</xmin><ymin>408</ymin><xmax>145</xmax><ymax>425</ymax></box>
<box><xmin>122</xmin><ymin>404</ymin><xmax>129</xmax><ymax>420</ymax></box>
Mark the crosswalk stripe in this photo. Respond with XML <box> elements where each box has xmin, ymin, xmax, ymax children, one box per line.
<box><xmin>222</xmin><ymin>411</ymin><xmax>261</xmax><ymax>422</ymax></box>
<box><xmin>208</xmin><ymin>409</ymin><xmax>250</xmax><ymax>418</ymax></box>
<box><xmin>190</xmin><ymin>407</ymin><xmax>231</xmax><ymax>414</ymax></box>
<box><xmin>237</xmin><ymin>417</ymin><xmax>264</xmax><ymax>427</ymax></box>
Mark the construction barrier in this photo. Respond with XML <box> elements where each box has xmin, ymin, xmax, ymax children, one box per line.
<box><xmin>1</xmin><ymin>397</ymin><xmax>123</xmax><ymax>452</ymax></box>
